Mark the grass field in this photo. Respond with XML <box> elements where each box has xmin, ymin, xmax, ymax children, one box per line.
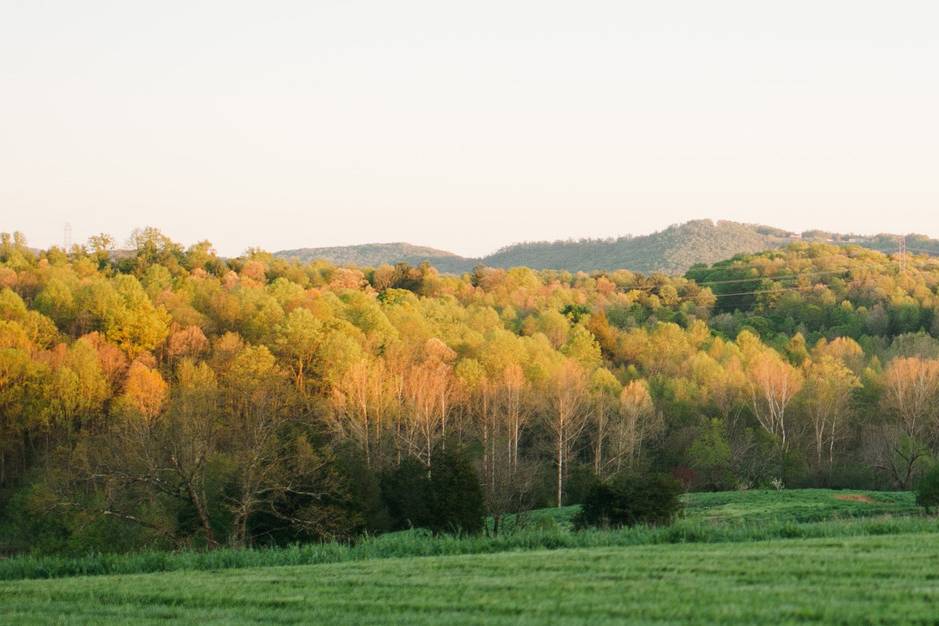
<box><xmin>4</xmin><ymin>533</ymin><xmax>939</xmax><ymax>624</ymax></box>
<box><xmin>501</xmin><ymin>488</ymin><xmax>917</xmax><ymax>531</ymax></box>
<box><xmin>1</xmin><ymin>489</ymin><xmax>932</xmax><ymax>624</ymax></box>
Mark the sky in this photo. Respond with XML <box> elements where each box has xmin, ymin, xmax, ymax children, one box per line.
<box><xmin>2</xmin><ymin>1</ymin><xmax>938</xmax><ymax>257</ymax></box>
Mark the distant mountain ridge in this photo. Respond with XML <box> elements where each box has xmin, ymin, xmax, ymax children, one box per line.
<box><xmin>274</xmin><ymin>220</ymin><xmax>939</xmax><ymax>275</ymax></box>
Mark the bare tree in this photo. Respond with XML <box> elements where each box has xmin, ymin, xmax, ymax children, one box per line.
<box><xmin>500</xmin><ymin>363</ymin><xmax>531</xmax><ymax>474</ymax></box>
<box><xmin>588</xmin><ymin>368</ymin><xmax>620</xmax><ymax>479</ymax></box>
<box><xmin>328</xmin><ymin>357</ymin><xmax>389</xmax><ymax>467</ymax></box>
<box><xmin>544</xmin><ymin>360</ymin><xmax>591</xmax><ymax>507</ymax></box>
<box><xmin>400</xmin><ymin>339</ymin><xmax>456</xmax><ymax>465</ymax></box>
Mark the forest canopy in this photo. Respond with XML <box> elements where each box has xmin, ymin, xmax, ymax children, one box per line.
<box><xmin>2</xmin><ymin>228</ymin><xmax>939</xmax><ymax>555</ymax></box>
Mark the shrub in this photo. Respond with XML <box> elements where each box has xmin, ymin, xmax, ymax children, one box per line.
<box><xmin>380</xmin><ymin>446</ymin><xmax>485</xmax><ymax>535</ymax></box>
<box><xmin>564</xmin><ymin>464</ymin><xmax>600</xmax><ymax>505</ymax></box>
<box><xmin>574</xmin><ymin>471</ymin><xmax>684</xmax><ymax>530</ymax></box>
<box><xmin>915</xmin><ymin>464</ymin><xmax>939</xmax><ymax>513</ymax></box>
<box><xmin>334</xmin><ymin>446</ymin><xmax>391</xmax><ymax>535</ymax></box>
<box><xmin>380</xmin><ymin>458</ymin><xmax>433</xmax><ymax>531</ymax></box>
<box><xmin>428</xmin><ymin>446</ymin><xmax>485</xmax><ymax>535</ymax></box>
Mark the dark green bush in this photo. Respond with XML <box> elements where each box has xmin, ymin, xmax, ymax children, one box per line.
<box><xmin>563</xmin><ymin>464</ymin><xmax>601</xmax><ymax>505</ymax></box>
<box><xmin>334</xmin><ymin>446</ymin><xmax>391</xmax><ymax>535</ymax></box>
<box><xmin>380</xmin><ymin>458</ymin><xmax>434</xmax><ymax>531</ymax></box>
<box><xmin>428</xmin><ymin>446</ymin><xmax>485</xmax><ymax>535</ymax></box>
<box><xmin>574</xmin><ymin>471</ymin><xmax>684</xmax><ymax>530</ymax></box>
<box><xmin>380</xmin><ymin>446</ymin><xmax>485</xmax><ymax>535</ymax></box>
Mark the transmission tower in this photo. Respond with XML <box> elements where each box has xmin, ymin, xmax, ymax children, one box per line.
<box><xmin>64</xmin><ymin>222</ymin><xmax>73</xmax><ymax>250</ymax></box>
<box><xmin>898</xmin><ymin>235</ymin><xmax>907</xmax><ymax>274</ymax></box>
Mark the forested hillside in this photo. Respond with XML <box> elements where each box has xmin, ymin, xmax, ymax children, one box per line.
<box><xmin>276</xmin><ymin>219</ymin><xmax>939</xmax><ymax>275</ymax></box>
<box><xmin>275</xmin><ymin>242</ymin><xmax>471</xmax><ymax>274</ymax></box>
<box><xmin>484</xmin><ymin>220</ymin><xmax>795</xmax><ymax>273</ymax></box>
<box><xmin>4</xmin><ymin>227</ymin><xmax>939</xmax><ymax>556</ymax></box>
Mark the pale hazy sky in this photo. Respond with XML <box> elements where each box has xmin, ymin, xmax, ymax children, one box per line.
<box><xmin>2</xmin><ymin>1</ymin><xmax>938</xmax><ymax>257</ymax></box>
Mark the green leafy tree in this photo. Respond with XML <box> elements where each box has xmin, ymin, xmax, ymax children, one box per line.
<box><xmin>689</xmin><ymin>419</ymin><xmax>734</xmax><ymax>490</ymax></box>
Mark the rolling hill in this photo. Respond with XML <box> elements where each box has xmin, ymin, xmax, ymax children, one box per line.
<box><xmin>274</xmin><ymin>219</ymin><xmax>938</xmax><ymax>275</ymax></box>
<box><xmin>274</xmin><ymin>242</ymin><xmax>470</xmax><ymax>273</ymax></box>
<box><xmin>481</xmin><ymin>220</ymin><xmax>794</xmax><ymax>274</ymax></box>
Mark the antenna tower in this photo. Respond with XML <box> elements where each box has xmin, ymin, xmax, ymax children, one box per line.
<box><xmin>64</xmin><ymin>222</ymin><xmax>73</xmax><ymax>250</ymax></box>
<box><xmin>898</xmin><ymin>235</ymin><xmax>907</xmax><ymax>274</ymax></box>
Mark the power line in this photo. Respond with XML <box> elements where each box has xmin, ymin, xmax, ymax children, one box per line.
<box><xmin>620</xmin><ymin>268</ymin><xmax>851</xmax><ymax>292</ymax></box>
<box><xmin>904</xmin><ymin>246</ymin><xmax>939</xmax><ymax>256</ymax></box>
<box><xmin>622</xmin><ymin>281</ymin><xmax>849</xmax><ymax>307</ymax></box>
<box><xmin>624</xmin><ymin>251</ymin><xmax>939</xmax><ymax>306</ymax></box>
<box><xmin>694</xmin><ymin>269</ymin><xmax>851</xmax><ymax>287</ymax></box>
<box><xmin>619</xmin><ymin>245</ymin><xmax>939</xmax><ymax>297</ymax></box>
<box><xmin>709</xmin><ymin>284</ymin><xmax>835</xmax><ymax>299</ymax></box>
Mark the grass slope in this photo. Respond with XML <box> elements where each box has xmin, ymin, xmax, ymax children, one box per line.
<box><xmin>677</xmin><ymin>488</ymin><xmax>914</xmax><ymax>523</ymax></box>
<box><xmin>498</xmin><ymin>488</ymin><xmax>915</xmax><ymax>531</ymax></box>
<box><xmin>1</xmin><ymin>490</ymin><xmax>917</xmax><ymax>582</ymax></box>
<box><xmin>4</xmin><ymin>533</ymin><xmax>939</xmax><ymax>624</ymax></box>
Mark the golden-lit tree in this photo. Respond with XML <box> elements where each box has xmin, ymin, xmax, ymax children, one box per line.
<box><xmin>881</xmin><ymin>357</ymin><xmax>939</xmax><ymax>442</ymax></box>
<box><xmin>544</xmin><ymin>359</ymin><xmax>591</xmax><ymax>507</ymax></box>
<box><xmin>329</xmin><ymin>356</ymin><xmax>389</xmax><ymax>467</ymax></box>
<box><xmin>876</xmin><ymin>357</ymin><xmax>939</xmax><ymax>488</ymax></box>
<box><xmin>746</xmin><ymin>348</ymin><xmax>803</xmax><ymax>452</ymax></box>
<box><xmin>802</xmin><ymin>356</ymin><xmax>860</xmax><ymax>467</ymax></box>
<box><xmin>400</xmin><ymin>338</ymin><xmax>456</xmax><ymax>465</ymax></box>
<box><xmin>500</xmin><ymin>362</ymin><xmax>531</xmax><ymax>473</ymax></box>
<box><xmin>588</xmin><ymin>367</ymin><xmax>622</xmax><ymax>478</ymax></box>
<box><xmin>119</xmin><ymin>361</ymin><xmax>168</xmax><ymax>422</ymax></box>
<box><xmin>613</xmin><ymin>379</ymin><xmax>660</xmax><ymax>471</ymax></box>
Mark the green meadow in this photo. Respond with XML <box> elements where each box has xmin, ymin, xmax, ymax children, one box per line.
<box><xmin>2</xmin><ymin>489</ymin><xmax>934</xmax><ymax>624</ymax></box>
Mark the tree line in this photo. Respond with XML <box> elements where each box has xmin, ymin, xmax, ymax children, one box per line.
<box><xmin>2</xmin><ymin>228</ymin><xmax>939</xmax><ymax>554</ymax></box>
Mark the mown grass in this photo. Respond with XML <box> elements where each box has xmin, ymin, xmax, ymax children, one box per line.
<box><xmin>496</xmin><ymin>488</ymin><xmax>917</xmax><ymax>532</ymax></box>
<box><xmin>681</xmin><ymin>488</ymin><xmax>916</xmax><ymax>524</ymax></box>
<box><xmin>4</xmin><ymin>532</ymin><xmax>939</xmax><ymax>624</ymax></box>
<box><xmin>0</xmin><ymin>489</ymin><xmax>924</xmax><ymax>582</ymax></box>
